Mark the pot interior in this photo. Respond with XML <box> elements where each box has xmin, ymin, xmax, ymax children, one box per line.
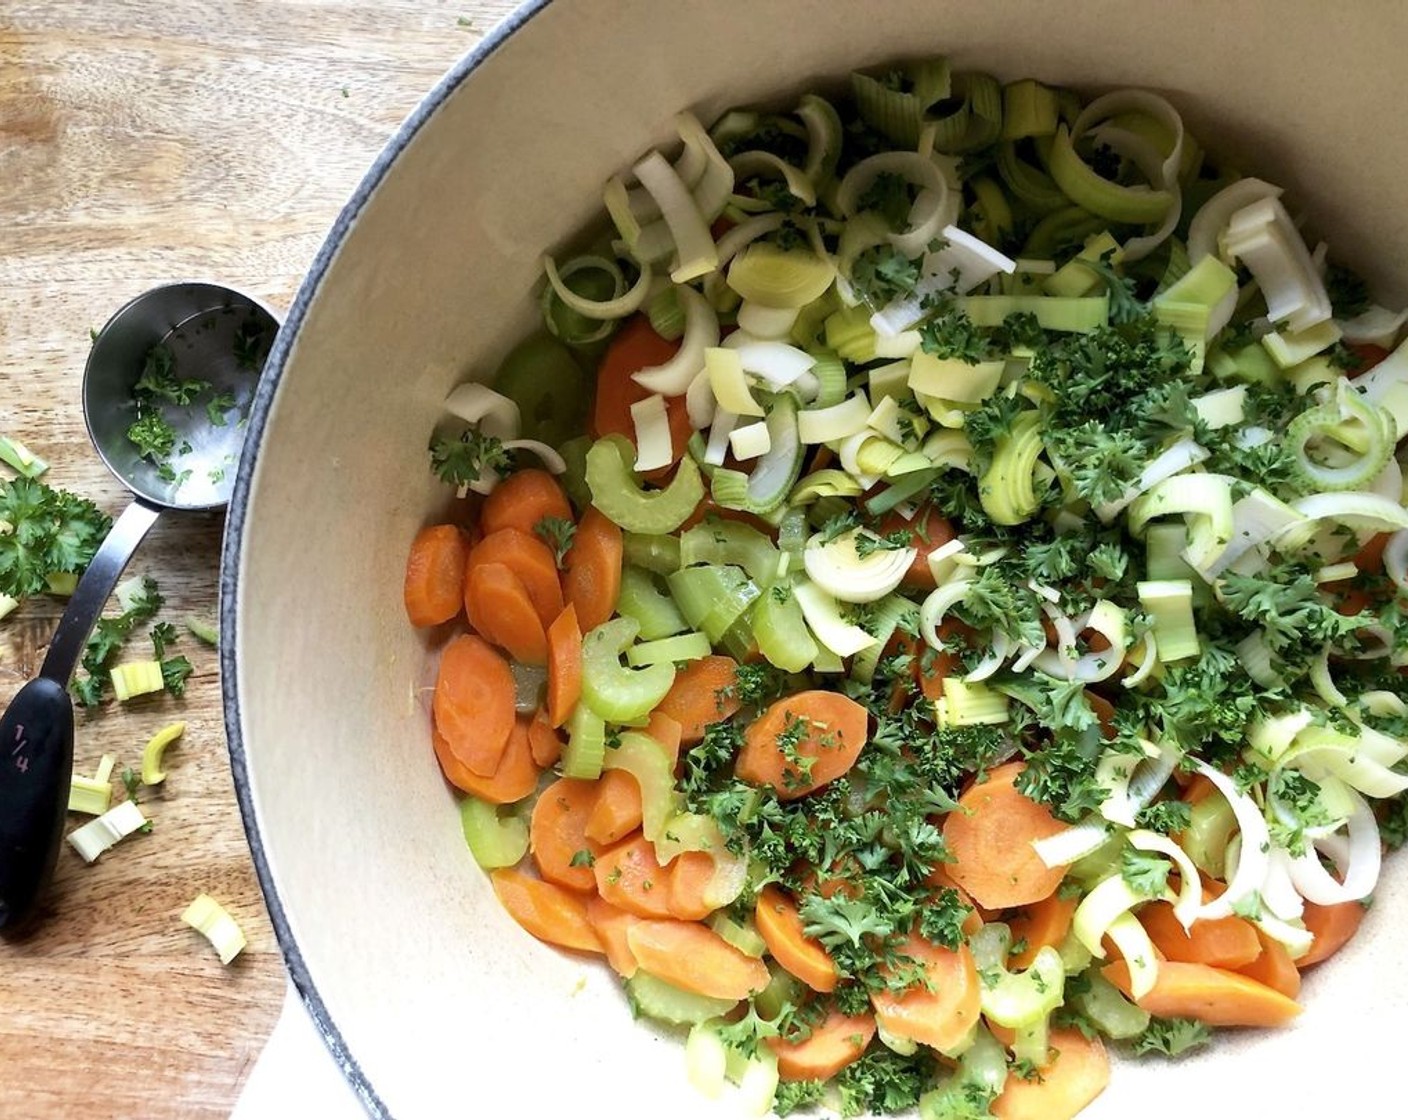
<box><xmin>227</xmin><ymin>2</ymin><xmax>1408</xmax><ymax>1116</ymax></box>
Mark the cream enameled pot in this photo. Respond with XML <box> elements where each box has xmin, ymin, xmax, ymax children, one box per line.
<box><xmin>223</xmin><ymin>2</ymin><xmax>1408</xmax><ymax>1115</ymax></box>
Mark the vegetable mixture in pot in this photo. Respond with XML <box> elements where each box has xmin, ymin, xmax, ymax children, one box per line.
<box><xmin>403</xmin><ymin>55</ymin><xmax>1408</xmax><ymax>1120</ymax></box>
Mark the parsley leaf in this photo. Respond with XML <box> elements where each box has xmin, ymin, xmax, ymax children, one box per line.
<box><xmin>429</xmin><ymin>429</ymin><xmax>513</xmax><ymax>489</ymax></box>
<box><xmin>534</xmin><ymin>516</ymin><xmax>576</xmax><ymax>568</ymax></box>
<box><xmin>1120</xmin><ymin>847</ymin><xmax>1171</xmax><ymax>897</ymax></box>
<box><xmin>0</xmin><ymin>477</ymin><xmax>111</xmax><ymax>600</ymax></box>
<box><xmin>1129</xmin><ymin>1017</ymin><xmax>1214</xmax><ymax>1058</ymax></box>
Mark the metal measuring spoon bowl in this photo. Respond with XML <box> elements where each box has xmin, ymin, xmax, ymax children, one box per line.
<box><xmin>0</xmin><ymin>282</ymin><xmax>279</xmax><ymax>937</ymax></box>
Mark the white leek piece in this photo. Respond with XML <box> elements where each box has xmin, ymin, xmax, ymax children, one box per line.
<box><xmin>630</xmin><ymin>395</ymin><xmax>673</xmax><ymax>472</ymax></box>
<box><xmin>729</xmin><ymin>341</ymin><xmax>816</xmax><ymax>390</ymax></box>
<box><xmin>501</xmin><ymin>439</ymin><xmax>566</xmax><ymax>475</ymax></box>
<box><xmin>871</xmin><ymin>225</ymin><xmax>1016</xmax><ymax>336</ymax></box>
<box><xmin>1339</xmin><ymin>305</ymin><xmax>1408</xmax><ymax>349</ymax></box>
<box><xmin>685</xmin><ymin>368</ymin><xmax>717</xmax><ymax>431</ymax></box>
<box><xmin>703</xmin><ymin>410</ymin><xmax>739</xmax><ymax>467</ymax></box>
<box><xmin>705</xmin><ymin>348</ymin><xmax>764</xmax><ymax>418</ymax></box>
<box><xmin>632</xmin><ymin>285</ymin><xmax>719</xmax><ymax>395</ymax></box>
<box><xmin>797</xmin><ymin>391</ymin><xmax>872</xmax><ymax>444</ymax></box>
<box><xmin>1186</xmin><ymin>177</ymin><xmax>1281</xmax><ymax>263</ymax></box>
<box><xmin>1074</xmin><ymin>874</ymin><xmax>1173</xmax><ymax>958</ymax></box>
<box><xmin>68</xmin><ymin>799</ymin><xmax>148</xmax><ymax>863</ymax></box>
<box><xmin>803</xmin><ymin>529</ymin><xmax>915</xmax><ymax>604</ymax></box>
<box><xmin>1222</xmin><ymin>195</ymin><xmax>1332</xmax><ymax>333</ymax></box>
<box><xmin>633</xmin><ymin>149</ymin><xmax>718</xmax><ymax>282</ymax></box>
<box><xmin>728</xmin><ymin>420</ymin><xmax>772</xmax><ymax>461</ymax></box>
<box><xmin>542</xmin><ymin>253</ymin><xmax>653</xmax><ymax>320</ymax></box>
<box><xmin>1032</xmin><ymin>821</ymin><xmax>1112</xmax><ymax>869</ymax></box>
<box><xmin>1128</xmin><ymin>829</ymin><xmax>1202</xmax><ymax>930</ymax></box>
<box><xmin>1351</xmin><ymin>336</ymin><xmax>1408</xmax><ymax>440</ymax></box>
<box><xmin>1189</xmin><ymin>762</ymin><xmax>1271</xmax><ymax>922</ymax></box>
<box><xmin>836</xmin><ymin>151</ymin><xmax>952</xmax><ymax>259</ymax></box>
<box><xmin>1032</xmin><ymin>599</ymin><xmax>1128</xmax><ymax>683</ymax></box>
<box><xmin>792</xmin><ymin>579</ymin><xmax>876</xmax><ymax>657</ymax></box>
<box><xmin>1106</xmin><ymin>912</ymin><xmax>1161</xmax><ymax>1000</ymax></box>
<box><xmin>736</xmin><ymin>301</ymin><xmax>799</xmax><ymax>340</ymax></box>
<box><xmin>140</xmin><ymin>721</ymin><xmax>187</xmax><ymax>786</ymax></box>
<box><xmin>443</xmin><ymin>382</ymin><xmax>521</xmax><ymax>441</ymax></box>
<box><xmin>181</xmin><ymin>893</ymin><xmax>247</xmax><ymax>965</ymax></box>
<box><xmin>1137</xmin><ymin>580</ymin><xmax>1199</xmax><ymax>662</ymax></box>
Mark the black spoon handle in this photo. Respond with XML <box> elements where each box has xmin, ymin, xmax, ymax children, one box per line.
<box><xmin>0</xmin><ymin>499</ymin><xmax>161</xmax><ymax>936</ymax></box>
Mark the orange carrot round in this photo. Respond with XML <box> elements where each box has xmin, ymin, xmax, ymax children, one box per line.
<box><xmin>586</xmin><ymin>896</ymin><xmax>642</xmax><ymax>978</ymax></box>
<box><xmin>1140</xmin><ymin>900</ymin><xmax>1262</xmax><ymax>970</ymax></box>
<box><xmin>666</xmin><ymin>851</ymin><xmax>723</xmax><ymax>921</ymax></box>
<box><xmin>481</xmin><ymin>468</ymin><xmax>572</xmax><ymax>538</ymax></box>
<box><xmin>754</xmin><ymin>885</ymin><xmax>839</xmax><ymax>993</ymax></box>
<box><xmin>466</xmin><ymin>527</ymin><xmax>565</xmax><ymax>631</ymax></box>
<box><xmin>546</xmin><ymin>603</ymin><xmax>583</xmax><ymax>727</ymax></box>
<box><xmin>1101</xmin><ymin>958</ymin><xmax>1302</xmax><ymax>1027</ymax></box>
<box><xmin>403</xmin><ymin>524</ymin><xmax>469</xmax><ymax>627</ymax></box>
<box><xmin>624</xmin><ymin>918</ymin><xmax>770</xmax><ymax>1000</ymax></box>
<box><xmin>489</xmin><ymin>867</ymin><xmax>603</xmax><ymax>955</ymax></box>
<box><xmin>655</xmin><ymin>655</ymin><xmax>741</xmax><ymax>744</ymax></box>
<box><xmin>643</xmin><ymin>710</ymin><xmax>684</xmax><ymax>770</ymax></box>
<box><xmin>1007</xmin><ymin>892</ymin><xmax>1079</xmax><ymax>970</ymax></box>
<box><xmin>527</xmin><ymin>706</ymin><xmax>564</xmax><ymax>769</ymax></box>
<box><xmin>870</xmin><ymin>933</ymin><xmax>981</xmax><ymax>1053</ymax></box>
<box><xmin>467</xmin><ymin>562</ymin><xmax>550</xmax><ymax>665</ymax></box>
<box><xmin>878</xmin><ymin>505</ymin><xmax>955</xmax><ymax>590</ymax></box>
<box><xmin>563</xmin><ymin>507</ymin><xmax>623</xmax><ymax>632</ymax></box>
<box><xmin>767</xmin><ymin>1007</ymin><xmax>876</xmax><ymax>1082</ymax></box>
<box><xmin>590</xmin><ymin>316</ymin><xmax>692</xmax><ymax>479</ymax></box>
<box><xmin>434</xmin><ymin>716</ymin><xmax>540</xmax><ymax>804</ymax></box>
<box><xmin>432</xmin><ymin>634</ymin><xmax>516</xmax><ymax>778</ymax></box>
<box><xmin>1235</xmin><ymin>928</ymin><xmax>1301</xmax><ymax>999</ymax></box>
<box><xmin>735</xmin><ymin>690</ymin><xmax>870</xmax><ymax>800</ymax></box>
<box><xmin>1298</xmin><ymin>899</ymin><xmax>1366</xmax><ymax>968</ymax></box>
<box><xmin>530</xmin><ymin>777</ymin><xmax>601</xmax><ymax>892</ymax></box>
<box><xmin>990</xmin><ymin>1028</ymin><xmax>1110</xmax><ymax>1120</ymax></box>
<box><xmin>941</xmin><ymin>761</ymin><xmax>1068</xmax><ymax>910</ymax></box>
<box><xmin>594</xmin><ymin>832</ymin><xmax>675</xmax><ymax>919</ymax></box>
<box><xmin>584</xmin><ymin>769</ymin><xmax>644</xmax><ymax>846</ymax></box>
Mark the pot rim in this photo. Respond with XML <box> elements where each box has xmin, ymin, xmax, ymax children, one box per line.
<box><xmin>217</xmin><ymin>3</ymin><xmax>553</xmax><ymax>1115</ymax></box>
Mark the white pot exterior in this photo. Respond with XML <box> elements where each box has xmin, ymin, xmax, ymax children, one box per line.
<box><xmin>223</xmin><ymin>2</ymin><xmax>1408</xmax><ymax>1116</ymax></box>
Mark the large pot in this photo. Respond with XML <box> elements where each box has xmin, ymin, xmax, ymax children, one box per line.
<box><xmin>223</xmin><ymin>2</ymin><xmax>1408</xmax><ymax>1116</ymax></box>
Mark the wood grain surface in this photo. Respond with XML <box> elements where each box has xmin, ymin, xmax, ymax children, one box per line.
<box><xmin>0</xmin><ymin>3</ymin><xmax>513</xmax><ymax>1115</ymax></box>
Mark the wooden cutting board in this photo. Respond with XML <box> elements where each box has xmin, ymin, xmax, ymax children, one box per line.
<box><xmin>0</xmin><ymin>3</ymin><xmax>513</xmax><ymax>1115</ymax></box>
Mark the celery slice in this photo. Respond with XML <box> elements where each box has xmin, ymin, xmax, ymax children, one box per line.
<box><xmin>668</xmin><ymin>565</ymin><xmax>760</xmax><ymax>644</ymax></box>
<box><xmin>617</xmin><ymin>565</ymin><xmax>688</xmax><ymax>640</ymax></box>
<box><xmin>751</xmin><ymin>583</ymin><xmax>819</xmax><ymax>673</ymax></box>
<box><xmin>181</xmin><ymin>893</ymin><xmax>247</xmax><ymax>965</ymax></box>
<box><xmin>460</xmin><ymin>796</ymin><xmax>529</xmax><ymax>869</ymax></box>
<box><xmin>581</xmin><ymin>618</ymin><xmax>676</xmax><ymax>724</ymax></box>
<box><xmin>67</xmin><ymin>800</ymin><xmax>148</xmax><ymax>863</ymax></box>
<box><xmin>109</xmin><ymin>660</ymin><xmax>164</xmax><ymax>702</ymax></box>
<box><xmin>604</xmin><ymin>732</ymin><xmax>679</xmax><ymax>843</ymax></box>
<box><xmin>622</xmin><ymin>533</ymin><xmax>681</xmax><ymax>575</ymax></box>
<box><xmin>626</xmin><ymin>971</ymin><xmax>737</xmax><ymax>1026</ymax></box>
<box><xmin>585</xmin><ymin>435</ymin><xmax>704</xmax><ymax>534</ymax></box>
<box><xmin>68</xmin><ymin>775</ymin><xmax>112</xmax><ymax>817</ymax></box>
<box><xmin>140</xmin><ymin>721</ymin><xmax>187</xmax><ymax>785</ymax></box>
<box><xmin>0</xmin><ymin>435</ymin><xmax>48</xmax><ymax>479</ymax></box>
<box><xmin>625</xmin><ymin>631</ymin><xmax>711</xmax><ymax>668</ymax></box>
<box><xmin>679</xmin><ymin>521</ymin><xmax>780</xmax><ymax>586</ymax></box>
<box><xmin>563</xmin><ymin>703</ymin><xmax>607</xmax><ymax>780</ymax></box>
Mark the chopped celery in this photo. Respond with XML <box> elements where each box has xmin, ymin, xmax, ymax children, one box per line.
<box><xmin>67</xmin><ymin>799</ymin><xmax>148</xmax><ymax>863</ymax></box>
<box><xmin>934</xmin><ymin>678</ymin><xmax>1010</xmax><ymax>727</ymax></box>
<box><xmin>460</xmin><ymin>796</ymin><xmax>529</xmax><ymax>868</ymax></box>
<box><xmin>68</xmin><ymin>774</ymin><xmax>112</xmax><ymax>817</ymax></box>
<box><xmin>679</xmin><ymin>521</ymin><xmax>780</xmax><ymax>586</ymax></box>
<box><xmin>563</xmin><ymin>703</ymin><xmax>607</xmax><ymax>780</ymax></box>
<box><xmin>626</xmin><ymin>971</ymin><xmax>738</xmax><ymax>1026</ymax></box>
<box><xmin>0</xmin><ymin>435</ymin><xmax>48</xmax><ymax>479</ymax></box>
<box><xmin>625</xmin><ymin>630</ymin><xmax>712</xmax><ymax>667</ymax></box>
<box><xmin>585</xmin><ymin>435</ymin><xmax>703</xmax><ymax>534</ymax></box>
<box><xmin>185</xmin><ymin>616</ymin><xmax>219</xmax><ymax>645</ymax></box>
<box><xmin>1183</xmin><ymin>790</ymin><xmax>1236</xmax><ymax>879</ymax></box>
<box><xmin>708</xmin><ymin>913</ymin><xmax>768</xmax><ymax>957</ymax></box>
<box><xmin>604</xmin><ymin>731</ymin><xmax>679</xmax><ymax>842</ymax></box>
<box><xmin>751</xmin><ymin>582</ymin><xmax>819</xmax><ymax>673</ymax></box>
<box><xmin>1069</xmin><ymin>969</ymin><xmax>1151</xmax><ymax>1039</ymax></box>
<box><xmin>668</xmin><ymin>565</ymin><xmax>760</xmax><ymax>645</ymax></box>
<box><xmin>140</xmin><ymin>721</ymin><xmax>187</xmax><ymax>785</ymax></box>
<box><xmin>617</xmin><ymin>565</ymin><xmax>688</xmax><ymax>639</ymax></box>
<box><xmin>181</xmin><ymin>893</ymin><xmax>247</xmax><ymax>965</ymax></box>
<box><xmin>581</xmin><ymin>618</ymin><xmax>676</xmax><ymax>724</ymax></box>
<box><xmin>753</xmin><ymin>964</ymin><xmax>805</xmax><ymax>1021</ymax></box>
<box><xmin>109</xmin><ymin>661</ymin><xmax>164</xmax><ymax>702</ymax></box>
<box><xmin>623</xmin><ymin>533</ymin><xmax>681</xmax><ymax>575</ymax></box>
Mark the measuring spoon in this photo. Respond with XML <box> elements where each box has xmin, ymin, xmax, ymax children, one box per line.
<box><xmin>0</xmin><ymin>282</ymin><xmax>279</xmax><ymax>936</ymax></box>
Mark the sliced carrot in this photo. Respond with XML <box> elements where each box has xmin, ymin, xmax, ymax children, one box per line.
<box><xmin>1179</xmin><ymin>775</ymin><xmax>1219</xmax><ymax>806</ymax></box>
<box><xmin>1102</xmin><ymin>959</ymin><xmax>1302</xmax><ymax>1027</ymax></box>
<box><xmin>594</xmin><ymin>832</ymin><xmax>675</xmax><ymax>919</ymax></box>
<box><xmin>480</xmin><ymin>468</ymin><xmax>572</xmax><ymax>538</ymax></box>
<box><xmin>878</xmin><ymin>505</ymin><xmax>955</xmax><ymax>590</ymax></box>
<box><xmin>431</xmin><ymin>634</ymin><xmax>516</xmax><ymax>777</ymax></box>
<box><xmin>403</xmin><ymin>524</ymin><xmax>469</xmax><ymax>627</ymax></box>
<box><xmin>1352</xmin><ymin>530</ymin><xmax>1391</xmax><ymax>574</ymax></box>
<box><xmin>990</xmin><ymin>1028</ymin><xmax>1110</xmax><ymax>1120</ymax></box>
<box><xmin>768</xmin><ymin>1008</ymin><xmax>876</xmax><ymax>1082</ymax></box>
<box><xmin>546</xmin><ymin>603</ymin><xmax>583</xmax><ymax>727</ymax></box>
<box><xmin>941</xmin><ymin>761</ymin><xmax>1068</xmax><ymax>910</ymax></box>
<box><xmin>1236</xmin><ymin>928</ymin><xmax>1301</xmax><ymax>999</ymax></box>
<box><xmin>529</xmin><ymin>777</ymin><xmax>601</xmax><ymax>892</ymax></box>
<box><xmin>467</xmin><ymin>562</ymin><xmax>549</xmax><ymax>665</ymax></box>
<box><xmin>643</xmin><ymin>709</ymin><xmax>683</xmax><ymax>770</ymax></box>
<box><xmin>586</xmin><ymin>896</ymin><xmax>642</xmax><ymax>978</ymax></box>
<box><xmin>667</xmin><ymin>851</ymin><xmax>721</xmax><ymax>921</ymax></box>
<box><xmin>625</xmin><ymin>919</ymin><xmax>770</xmax><ymax>1000</ymax></box>
<box><xmin>870</xmin><ymin>934</ymin><xmax>981</xmax><ymax>1053</ymax></box>
<box><xmin>562</xmin><ymin>507</ymin><xmax>623</xmax><ymax>632</ymax></box>
<box><xmin>590</xmin><ymin>315</ymin><xmax>692</xmax><ymax>479</ymax></box>
<box><xmin>584</xmin><ymin>769</ymin><xmax>644</xmax><ymax>846</ymax></box>
<box><xmin>528</xmin><ymin>706</ymin><xmax>564</xmax><ymax>768</ymax></box>
<box><xmin>754</xmin><ymin>885</ymin><xmax>839</xmax><ymax>993</ymax></box>
<box><xmin>735</xmin><ymin>690</ymin><xmax>871</xmax><ymax>800</ymax></box>
<box><xmin>1298</xmin><ymin>899</ymin><xmax>1366</xmax><ymax>968</ymax></box>
<box><xmin>1007</xmin><ymin>892</ymin><xmax>1079</xmax><ymax>970</ymax></box>
<box><xmin>655</xmin><ymin>655</ymin><xmax>741</xmax><ymax>744</ymax></box>
<box><xmin>466</xmin><ymin>527</ymin><xmax>565</xmax><ymax>631</ymax></box>
<box><xmin>1139</xmin><ymin>900</ymin><xmax>1262</xmax><ymax>969</ymax></box>
<box><xmin>433</xmin><ymin>715</ymin><xmax>540</xmax><ymax>804</ymax></box>
<box><xmin>489</xmin><ymin>867</ymin><xmax>602</xmax><ymax>955</ymax></box>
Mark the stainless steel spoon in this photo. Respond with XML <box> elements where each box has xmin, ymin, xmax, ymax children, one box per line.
<box><xmin>0</xmin><ymin>282</ymin><xmax>279</xmax><ymax>936</ymax></box>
